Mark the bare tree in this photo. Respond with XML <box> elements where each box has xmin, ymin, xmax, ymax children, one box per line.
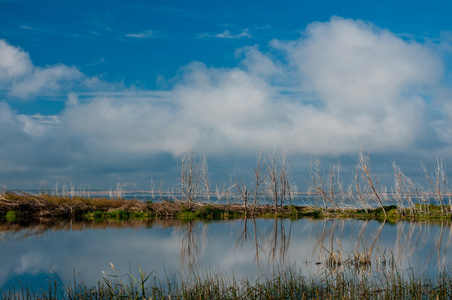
<box><xmin>310</xmin><ymin>156</ymin><xmax>333</xmax><ymax>209</ymax></box>
<box><xmin>217</xmin><ymin>180</ymin><xmax>236</xmax><ymax>205</ymax></box>
<box><xmin>335</xmin><ymin>163</ymin><xmax>346</xmax><ymax>210</ymax></box>
<box><xmin>266</xmin><ymin>151</ymin><xmax>279</xmax><ymax>211</ymax></box>
<box><xmin>178</xmin><ymin>147</ymin><xmax>203</xmax><ymax>209</ymax></box>
<box><xmin>201</xmin><ymin>155</ymin><xmax>211</xmax><ymax>203</ymax></box>
<box><xmin>392</xmin><ymin>160</ymin><xmax>418</xmax><ymax>214</ymax></box>
<box><xmin>421</xmin><ymin>157</ymin><xmax>450</xmax><ymax>214</ymax></box>
<box><xmin>309</xmin><ymin>156</ymin><xmax>345</xmax><ymax>211</ymax></box>
<box><xmin>234</xmin><ymin>176</ymin><xmax>250</xmax><ymax>217</ymax></box>
<box><xmin>225</xmin><ymin>181</ymin><xmax>235</xmax><ymax>205</ymax></box>
<box><xmin>279</xmin><ymin>152</ymin><xmax>291</xmax><ymax>207</ymax></box>
<box><xmin>357</xmin><ymin>151</ymin><xmax>386</xmax><ymax>216</ymax></box>
<box><xmin>158</xmin><ymin>179</ymin><xmax>163</xmax><ymax>199</ymax></box>
<box><xmin>234</xmin><ymin>148</ymin><xmax>266</xmax><ymax>217</ymax></box>
<box><xmin>253</xmin><ymin>148</ymin><xmax>266</xmax><ymax>214</ymax></box>
<box><xmin>150</xmin><ymin>178</ymin><xmax>155</xmax><ymax>198</ymax></box>
<box><xmin>265</xmin><ymin>149</ymin><xmax>292</xmax><ymax>212</ymax></box>
<box><xmin>215</xmin><ymin>184</ymin><xmax>223</xmax><ymax>203</ymax></box>
<box><xmin>352</xmin><ymin>166</ymin><xmax>369</xmax><ymax>212</ymax></box>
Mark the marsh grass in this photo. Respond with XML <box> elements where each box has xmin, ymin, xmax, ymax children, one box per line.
<box><xmin>2</xmin><ymin>263</ymin><xmax>452</xmax><ymax>299</ymax></box>
<box><xmin>2</xmin><ymin>190</ymin><xmax>452</xmax><ymax>223</ymax></box>
<box><xmin>0</xmin><ymin>191</ymin><xmax>295</xmax><ymax>222</ymax></box>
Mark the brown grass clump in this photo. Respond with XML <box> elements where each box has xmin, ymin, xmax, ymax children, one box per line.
<box><xmin>0</xmin><ymin>191</ymin><xmax>146</xmax><ymax>219</ymax></box>
<box><xmin>0</xmin><ymin>190</ymin><xmax>308</xmax><ymax>222</ymax></box>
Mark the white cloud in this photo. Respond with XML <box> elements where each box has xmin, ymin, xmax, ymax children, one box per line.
<box><xmin>0</xmin><ymin>18</ymin><xmax>450</xmax><ymax>189</ymax></box>
<box><xmin>10</xmin><ymin>64</ymin><xmax>83</xmax><ymax>98</ymax></box>
<box><xmin>3</xmin><ymin>18</ymin><xmax>444</xmax><ymax>156</ymax></box>
<box><xmin>273</xmin><ymin>18</ymin><xmax>442</xmax><ymax>112</ymax></box>
<box><xmin>125</xmin><ymin>30</ymin><xmax>155</xmax><ymax>39</ymax></box>
<box><xmin>216</xmin><ymin>29</ymin><xmax>251</xmax><ymax>39</ymax></box>
<box><xmin>0</xmin><ymin>40</ymin><xmax>86</xmax><ymax>99</ymax></box>
<box><xmin>237</xmin><ymin>46</ymin><xmax>284</xmax><ymax>78</ymax></box>
<box><xmin>0</xmin><ymin>40</ymin><xmax>32</xmax><ymax>80</ymax></box>
<box><xmin>268</xmin><ymin>17</ymin><xmax>442</xmax><ymax>152</ymax></box>
<box><xmin>199</xmin><ymin>29</ymin><xmax>251</xmax><ymax>39</ymax></box>
<box><xmin>0</xmin><ymin>101</ymin><xmax>25</xmax><ymax>142</ymax></box>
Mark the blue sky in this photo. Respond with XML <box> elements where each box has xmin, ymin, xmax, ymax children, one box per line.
<box><xmin>1</xmin><ymin>0</ymin><xmax>452</xmax><ymax>191</ymax></box>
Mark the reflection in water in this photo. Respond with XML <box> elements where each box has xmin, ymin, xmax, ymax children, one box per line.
<box><xmin>232</xmin><ymin>218</ymin><xmax>293</xmax><ymax>273</ymax></box>
<box><xmin>0</xmin><ymin>219</ymin><xmax>177</xmax><ymax>241</ymax></box>
<box><xmin>178</xmin><ymin>220</ymin><xmax>208</xmax><ymax>269</ymax></box>
<box><xmin>230</xmin><ymin>218</ymin><xmax>452</xmax><ymax>278</ymax></box>
<box><xmin>0</xmin><ymin>219</ymin><xmax>451</xmax><ymax>291</ymax></box>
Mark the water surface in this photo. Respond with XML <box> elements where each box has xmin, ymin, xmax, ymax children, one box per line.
<box><xmin>0</xmin><ymin>218</ymin><xmax>451</xmax><ymax>291</ymax></box>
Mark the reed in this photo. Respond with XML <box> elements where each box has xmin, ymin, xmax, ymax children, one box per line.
<box><xmin>2</xmin><ymin>263</ymin><xmax>452</xmax><ymax>299</ymax></box>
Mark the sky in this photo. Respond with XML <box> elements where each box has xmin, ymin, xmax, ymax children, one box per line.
<box><xmin>1</xmin><ymin>0</ymin><xmax>452</xmax><ymax>192</ymax></box>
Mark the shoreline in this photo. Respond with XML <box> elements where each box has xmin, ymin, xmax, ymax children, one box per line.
<box><xmin>1</xmin><ymin>190</ymin><xmax>452</xmax><ymax>223</ymax></box>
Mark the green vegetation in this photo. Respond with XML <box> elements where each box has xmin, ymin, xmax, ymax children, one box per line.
<box><xmin>2</xmin><ymin>190</ymin><xmax>452</xmax><ymax>223</ymax></box>
<box><xmin>4</xmin><ymin>210</ymin><xmax>20</xmax><ymax>222</ymax></box>
<box><xmin>2</xmin><ymin>263</ymin><xmax>452</xmax><ymax>299</ymax></box>
<box><xmin>83</xmin><ymin>210</ymin><xmax>151</xmax><ymax>221</ymax></box>
<box><xmin>4</xmin><ymin>150</ymin><xmax>452</xmax><ymax>223</ymax></box>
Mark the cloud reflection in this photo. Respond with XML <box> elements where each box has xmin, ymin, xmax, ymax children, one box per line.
<box><xmin>0</xmin><ymin>218</ymin><xmax>451</xmax><ymax>290</ymax></box>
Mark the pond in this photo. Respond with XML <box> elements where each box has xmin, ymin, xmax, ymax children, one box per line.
<box><xmin>0</xmin><ymin>218</ymin><xmax>451</xmax><ymax>292</ymax></box>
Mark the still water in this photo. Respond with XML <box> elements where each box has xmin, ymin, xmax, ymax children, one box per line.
<box><xmin>0</xmin><ymin>219</ymin><xmax>451</xmax><ymax>291</ymax></box>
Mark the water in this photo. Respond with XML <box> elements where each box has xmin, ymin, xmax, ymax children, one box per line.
<box><xmin>0</xmin><ymin>219</ymin><xmax>451</xmax><ymax>292</ymax></box>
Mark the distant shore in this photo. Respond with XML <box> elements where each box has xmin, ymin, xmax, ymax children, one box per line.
<box><xmin>1</xmin><ymin>190</ymin><xmax>452</xmax><ymax>223</ymax></box>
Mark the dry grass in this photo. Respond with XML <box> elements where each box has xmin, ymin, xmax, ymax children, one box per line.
<box><xmin>0</xmin><ymin>191</ymin><xmax>300</xmax><ymax>222</ymax></box>
<box><xmin>0</xmin><ymin>191</ymin><xmax>145</xmax><ymax>218</ymax></box>
<box><xmin>2</xmin><ymin>190</ymin><xmax>452</xmax><ymax>223</ymax></box>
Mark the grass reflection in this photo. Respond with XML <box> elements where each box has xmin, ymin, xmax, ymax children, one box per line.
<box><xmin>1</xmin><ymin>218</ymin><xmax>452</xmax><ymax>298</ymax></box>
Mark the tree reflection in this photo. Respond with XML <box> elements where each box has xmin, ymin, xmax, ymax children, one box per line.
<box><xmin>2</xmin><ymin>217</ymin><xmax>452</xmax><ymax>278</ymax></box>
<box><xmin>234</xmin><ymin>218</ymin><xmax>292</xmax><ymax>272</ymax></box>
<box><xmin>267</xmin><ymin>219</ymin><xmax>292</xmax><ymax>267</ymax></box>
<box><xmin>178</xmin><ymin>220</ymin><xmax>206</xmax><ymax>269</ymax></box>
<box><xmin>311</xmin><ymin>219</ymin><xmax>452</xmax><ymax>274</ymax></box>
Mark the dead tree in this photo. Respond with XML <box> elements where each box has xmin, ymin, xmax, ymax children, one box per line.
<box><xmin>310</xmin><ymin>156</ymin><xmax>332</xmax><ymax>209</ymax></box>
<box><xmin>392</xmin><ymin>160</ymin><xmax>419</xmax><ymax>214</ymax></box>
<box><xmin>201</xmin><ymin>155</ymin><xmax>211</xmax><ymax>203</ymax></box>
<box><xmin>421</xmin><ymin>157</ymin><xmax>450</xmax><ymax>214</ymax></box>
<box><xmin>235</xmin><ymin>177</ymin><xmax>250</xmax><ymax>217</ymax></box>
<box><xmin>309</xmin><ymin>157</ymin><xmax>345</xmax><ymax>211</ymax></box>
<box><xmin>357</xmin><ymin>151</ymin><xmax>386</xmax><ymax>216</ymax></box>
<box><xmin>352</xmin><ymin>168</ymin><xmax>367</xmax><ymax>212</ymax></box>
<box><xmin>252</xmin><ymin>148</ymin><xmax>266</xmax><ymax>214</ymax></box>
<box><xmin>265</xmin><ymin>149</ymin><xmax>292</xmax><ymax>212</ymax></box>
<box><xmin>178</xmin><ymin>148</ymin><xmax>203</xmax><ymax>209</ymax></box>
<box><xmin>158</xmin><ymin>179</ymin><xmax>163</xmax><ymax>199</ymax></box>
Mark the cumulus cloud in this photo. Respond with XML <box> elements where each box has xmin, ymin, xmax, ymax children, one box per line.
<box><xmin>0</xmin><ymin>39</ymin><xmax>85</xmax><ymax>99</ymax></box>
<box><xmin>275</xmin><ymin>17</ymin><xmax>442</xmax><ymax>111</ymax></box>
<box><xmin>267</xmin><ymin>17</ymin><xmax>443</xmax><ymax>152</ymax></box>
<box><xmin>9</xmin><ymin>64</ymin><xmax>83</xmax><ymax>98</ymax></box>
<box><xmin>0</xmin><ymin>18</ymin><xmax>450</xmax><ymax>188</ymax></box>
<box><xmin>237</xmin><ymin>46</ymin><xmax>284</xmax><ymax>78</ymax></box>
<box><xmin>0</xmin><ymin>101</ymin><xmax>26</xmax><ymax>142</ymax></box>
<box><xmin>0</xmin><ymin>40</ymin><xmax>32</xmax><ymax>80</ymax></box>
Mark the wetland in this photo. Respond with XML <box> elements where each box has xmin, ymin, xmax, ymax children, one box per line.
<box><xmin>2</xmin><ymin>151</ymin><xmax>452</xmax><ymax>298</ymax></box>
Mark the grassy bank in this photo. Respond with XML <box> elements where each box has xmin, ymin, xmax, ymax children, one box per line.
<box><xmin>1</xmin><ymin>190</ymin><xmax>452</xmax><ymax>223</ymax></box>
<box><xmin>0</xmin><ymin>190</ymin><xmax>284</xmax><ymax>221</ymax></box>
<box><xmin>2</xmin><ymin>264</ymin><xmax>452</xmax><ymax>299</ymax></box>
